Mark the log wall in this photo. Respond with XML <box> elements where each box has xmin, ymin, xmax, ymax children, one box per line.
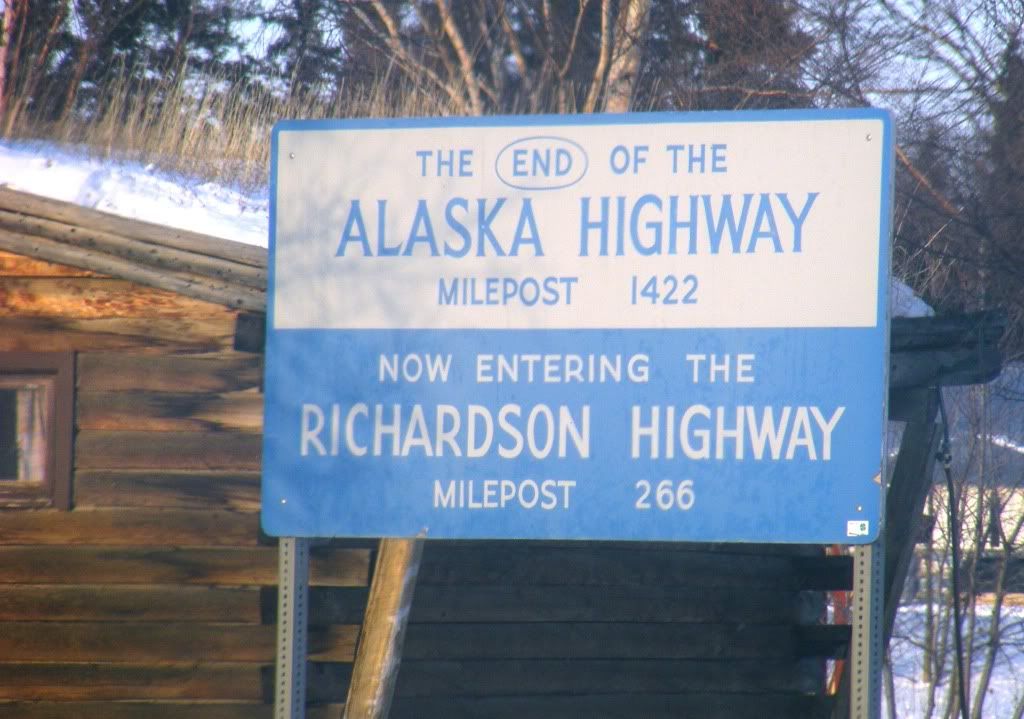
<box><xmin>0</xmin><ymin>251</ymin><xmax>364</xmax><ymax>718</ymax></box>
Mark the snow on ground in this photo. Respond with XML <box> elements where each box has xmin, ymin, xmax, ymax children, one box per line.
<box><xmin>888</xmin><ymin>604</ymin><xmax>1024</xmax><ymax>716</ymax></box>
<box><xmin>0</xmin><ymin>140</ymin><xmax>267</xmax><ymax>247</ymax></box>
<box><xmin>4</xmin><ymin>139</ymin><xmax>1024</xmax><ymax>715</ymax></box>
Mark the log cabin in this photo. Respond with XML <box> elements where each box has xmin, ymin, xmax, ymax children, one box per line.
<box><xmin>0</xmin><ymin>187</ymin><xmax>1005</xmax><ymax>718</ymax></box>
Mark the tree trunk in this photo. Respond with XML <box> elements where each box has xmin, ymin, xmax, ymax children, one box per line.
<box><xmin>3</xmin><ymin>0</ymin><xmax>63</xmax><ymax>137</ymax></box>
<box><xmin>58</xmin><ymin>35</ymin><xmax>97</xmax><ymax>126</ymax></box>
<box><xmin>602</xmin><ymin>0</ymin><xmax>650</xmax><ymax>112</ymax></box>
<box><xmin>0</xmin><ymin>1</ymin><xmax>15</xmax><ymax>125</ymax></box>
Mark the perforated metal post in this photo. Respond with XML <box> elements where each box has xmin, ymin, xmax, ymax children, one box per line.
<box><xmin>275</xmin><ymin>537</ymin><xmax>310</xmax><ymax>719</ymax></box>
<box><xmin>850</xmin><ymin>541</ymin><xmax>884</xmax><ymax>719</ymax></box>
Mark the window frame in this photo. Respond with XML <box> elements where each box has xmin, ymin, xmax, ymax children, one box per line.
<box><xmin>0</xmin><ymin>352</ymin><xmax>74</xmax><ymax>510</ymax></box>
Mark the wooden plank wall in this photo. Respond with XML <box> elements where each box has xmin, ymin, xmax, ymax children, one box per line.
<box><xmin>0</xmin><ymin>251</ymin><xmax>366</xmax><ymax>718</ymax></box>
<box><xmin>388</xmin><ymin>541</ymin><xmax>849</xmax><ymax>719</ymax></box>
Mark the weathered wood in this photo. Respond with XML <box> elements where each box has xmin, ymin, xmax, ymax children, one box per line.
<box><xmin>234</xmin><ymin>311</ymin><xmax>265</xmax><ymax>353</ymax></box>
<box><xmin>0</xmin><ymin>228</ymin><xmax>265</xmax><ymax>311</ymax></box>
<box><xmin>0</xmin><ymin>662</ymin><xmax>352</xmax><ymax>703</ymax></box>
<box><xmin>400</xmin><ymin>623</ymin><xmax>849</xmax><ymax>660</ymax></box>
<box><xmin>389</xmin><ymin>693</ymin><xmax>832</xmax><ymax>719</ymax></box>
<box><xmin>0</xmin><ymin>278</ymin><xmax>229</xmax><ymax>319</ymax></box>
<box><xmin>0</xmin><ymin>187</ymin><xmax>267</xmax><ymax>268</ymax></box>
<box><xmin>344</xmin><ymin>538</ymin><xmax>423</xmax><ymax>719</ymax></box>
<box><xmin>890</xmin><ymin>345</ymin><xmax>1002</xmax><ymax>389</ymax></box>
<box><xmin>0</xmin><ymin>315</ymin><xmax>235</xmax><ymax>352</ymax></box>
<box><xmin>0</xmin><ymin>702</ymin><xmax>345</xmax><ymax>719</ymax></box>
<box><xmin>416</xmin><ymin>544</ymin><xmax>848</xmax><ymax>590</ymax></box>
<box><xmin>0</xmin><ymin>208</ymin><xmax>267</xmax><ymax>288</ymax></box>
<box><xmin>883</xmin><ymin>389</ymin><xmax>941</xmax><ymax>644</ymax></box>
<box><xmin>0</xmin><ymin>622</ymin><xmax>356</xmax><ymax>662</ymax></box>
<box><xmin>77</xmin><ymin>351</ymin><xmax>261</xmax><ymax>392</ymax></box>
<box><xmin>0</xmin><ymin>585</ymin><xmax>261</xmax><ymax>622</ymax></box>
<box><xmin>394</xmin><ymin>658</ymin><xmax>826</xmax><ymax>696</ymax></box>
<box><xmin>0</xmin><ymin>703</ymin><xmax>268</xmax><ymax>719</ymax></box>
<box><xmin>77</xmin><ymin>391</ymin><xmax>263</xmax><ymax>433</ymax></box>
<box><xmin>265</xmin><ymin>662</ymin><xmax>352</xmax><ymax>704</ymax></box>
<box><xmin>76</xmin><ymin>431</ymin><xmax>261</xmax><ymax>470</ymax></box>
<box><xmin>280</xmin><ymin>584</ymin><xmax>817</xmax><ymax>625</ymax></box>
<box><xmin>0</xmin><ymin>250</ymin><xmax>102</xmax><ymax>276</ymax></box>
<box><xmin>890</xmin><ymin>310</ymin><xmax>1006</xmax><ymax>352</ymax></box>
<box><xmin>0</xmin><ymin>663</ymin><xmax>264</xmax><ymax>701</ymax></box>
<box><xmin>0</xmin><ymin>547</ymin><xmax>370</xmax><ymax>587</ymax></box>
<box><xmin>0</xmin><ymin>508</ymin><xmax>261</xmax><ymax>547</ymax></box>
<box><xmin>75</xmin><ymin>470</ymin><xmax>260</xmax><ymax>510</ymax></box>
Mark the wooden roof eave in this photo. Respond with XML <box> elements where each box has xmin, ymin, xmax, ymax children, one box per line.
<box><xmin>0</xmin><ymin>188</ymin><xmax>266</xmax><ymax>313</ymax></box>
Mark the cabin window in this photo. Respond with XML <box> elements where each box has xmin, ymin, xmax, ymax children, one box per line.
<box><xmin>0</xmin><ymin>353</ymin><xmax>73</xmax><ymax>509</ymax></box>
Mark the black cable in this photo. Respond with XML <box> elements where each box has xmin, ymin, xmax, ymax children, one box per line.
<box><xmin>937</xmin><ymin>387</ymin><xmax>970</xmax><ymax>719</ymax></box>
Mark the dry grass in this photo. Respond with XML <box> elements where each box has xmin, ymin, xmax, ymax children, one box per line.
<box><xmin>5</xmin><ymin>67</ymin><xmax>453</xmax><ymax>191</ymax></box>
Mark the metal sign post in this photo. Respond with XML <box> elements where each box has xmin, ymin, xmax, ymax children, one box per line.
<box><xmin>850</xmin><ymin>540</ymin><xmax>884</xmax><ymax>719</ymax></box>
<box><xmin>275</xmin><ymin>537</ymin><xmax>310</xmax><ymax>719</ymax></box>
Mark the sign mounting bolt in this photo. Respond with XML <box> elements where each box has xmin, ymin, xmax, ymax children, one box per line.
<box><xmin>865</xmin><ymin>133</ymin><xmax>872</xmax><ymax>141</ymax></box>
<box><xmin>289</xmin><ymin>152</ymin><xmax>295</xmax><ymax>159</ymax></box>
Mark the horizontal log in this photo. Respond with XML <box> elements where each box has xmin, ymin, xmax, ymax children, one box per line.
<box><xmin>0</xmin><ymin>278</ymin><xmax>228</xmax><ymax>319</ymax></box>
<box><xmin>0</xmin><ymin>661</ymin><xmax>350</xmax><ymax>703</ymax></box>
<box><xmin>0</xmin><ymin>663</ymin><xmax>349</xmax><ymax>706</ymax></box>
<box><xmin>0</xmin><ymin>663</ymin><xmax>262</xmax><ymax>701</ymax></box>
<box><xmin>0</xmin><ymin>208</ymin><xmax>266</xmax><ymax>289</ymax></box>
<box><xmin>75</xmin><ymin>471</ymin><xmax>260</xmax><ymax>511</ymax></box>
<box><xmin>0</xmin><ymin>703</ymin><xmax>274</xmax><ymax>719</ymax></box>
<box><xmin>0</xmin><ymin>315</ymin><xmax>235</xmax><ymax>352</ymax></box>
<box><xmin>77</xmin><ymin>391</ymin><xmax>263</xmax><ymax>433</ymax></box>
<box><xmin>279</xmin><ymin>584</ymin><xmax>820</xmax><ymax>625</ymax></box>
<box><xmin>390</xmin><ymin>693</ymin><xmax>832</xmax><ymax>719</ymax></box>
<box><xmin>0</xmin><ymin>250</ymin><xmax>102</xmax><ymax>277</ymax></box>
<box><xmin>0</xmin><ymin>508</ymin><xmax>260</xmax><ymax>547</ymax></box>
<box><xmin>0</xmin><ymin>547</ymin><xmax>369</xmax><ymax>587</ymax></box>
<box><xmin>76</xmin><ymin>431</ymin><xmax>261</xmax><ymax>470</ymax></box>
<box><xmin>0</xmin><ymin>585</ymin><xmax>260</xmax><ymax>622</ymax></box>
<box><xmin>395</xmin><ymin>657</ymin><xmax>825</xmax><ymax>697</ymax></box>
<box><xmin>0</xmin><ymin>622</ymin><xmax>356</xmax><ymax>662</ymax></box>
<box><xmin>417</xmin><ymin>544</ymin><xmax>846</xmax><ymax>590</ymax></box>
<box><xmin>402</xmin><ymin>622</ymin><xmax>848</xmax><ymax>660</ymax></box>
<box><xmin>77</xmin><ymin>352</ymin><xmax>262</xmax><ymax>393</ymax></box>
<box><xmin>0</xmin><ymin>187</ymin><xmax>267</xmax><ymax>268</ymax></box>
<box><xmin>0</xmin><ymin>228</ymin><xmax>265</xmax><ymax>311</ymax></box>
<box><xmin>0</xmin><ymin>703</ymin><xmax>344</xmax><ymax>719</ymax></box>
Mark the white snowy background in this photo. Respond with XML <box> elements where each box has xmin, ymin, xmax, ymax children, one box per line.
<box><xmin>2</xmin><ymin>137</ymin><xmax>1022</xmax><ymax>716</ymax></box>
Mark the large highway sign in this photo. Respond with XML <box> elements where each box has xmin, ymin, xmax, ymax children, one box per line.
<box><xmin>262</xmin><ymin>109</ymin><xmax>892</xmax><ymax>543</ymax></box>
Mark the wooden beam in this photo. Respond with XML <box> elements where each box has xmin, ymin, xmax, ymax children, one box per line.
<box><xmin>0</xmin><ymin>547</ymin><xmax>369</xmax><ymax>587</ymax></box>
<box><xmin>0</xmin><ymin>209</ymin><xmax>267</xmax><ymax>289</ymax></box>
<box><xmin>0</xmin><ymin>278</ymin><xmax>229</xmax><ymax>319</ymax></box>
<box><xmin>344</xmin><ymin>538</ymin><xmax>424</xmax><ymax>719</ymax></box>
<box><xmin>77</xmin><ymin>351</ymin><xmax>262</xmax><ymax>393</ymax></box>
<box><xmin>0</xmin><ymin>229</ymin><xmax>265</xmax><ymax>311</ymax></box>
<box><xmin>0</xmin><ymin>621</ymin><xmax>356</xmax><ymax>662</ymax></box>
<box><xmin>882</xmin><ymin>389</ymin><xmax>940</xmax><ymax>644</ymax></box>
<box><xmin>0</xmin><ymin>187</ymin><xmax>266</xmax><ymax>268</ymax></box>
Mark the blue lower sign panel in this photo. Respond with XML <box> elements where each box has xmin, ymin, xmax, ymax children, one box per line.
<box><xmin>262</xmin><ymin>109</ymin><xmax>893</xmax><ymax>543</ymax></box>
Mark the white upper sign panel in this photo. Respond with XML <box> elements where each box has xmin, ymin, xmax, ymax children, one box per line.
<box><xmin>273</xmin><ymin>114</ymin><xmax>884</xmax><ymax>330</ymax></box>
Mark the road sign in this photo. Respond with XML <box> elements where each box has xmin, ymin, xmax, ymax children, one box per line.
<box><xmin>262</xmin><ymin>109</ymin><xmax>892</xmax><ymax>543</ymax></box>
